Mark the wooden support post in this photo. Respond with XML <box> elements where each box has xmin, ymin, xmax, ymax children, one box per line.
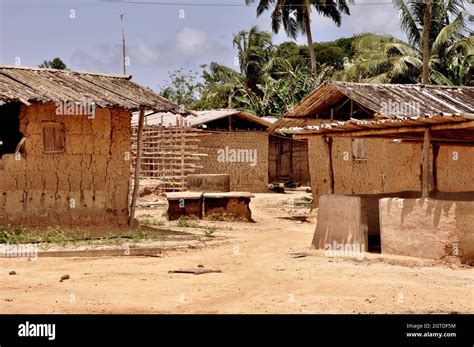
<box><xmin>432</xmin><ymin>143</ymin><xmax>440</xmax><ymax>196</ymax></box>
<box><xmin>129</xmin><ymin>106</ymin><xmax>145</xmax><ymax>228</ymax></box>
<box><xmin>324</xmin><ymin>137</ymin><xmax>335</xmax><ymax>194</ymax></box>
<box><xmin>421</xmin><ymin>128</ymin><xmax>430</xmax><ymax>198</ymax></box>
<box><xmin>180</xmin><ymin>123</ymin><xmax>185</xmax><ymax>190</ymax></box>
<box><xmin>330</xmin><ymin>108</ymin><xmax>334</xmax><ymax>121</ymax></box>
<box><xmin>228</xmin><ymin>115</ymin><xmax>232</xmax><ymax>131</ymax></box>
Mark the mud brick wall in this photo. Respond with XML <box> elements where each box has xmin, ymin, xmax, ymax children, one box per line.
<box><xmin>0</xmin><ymin>102</ymin><xmax>131</xmax><ymax>227</ymax></box>
<box><xmin>307</xmin><ymin>138</ymin><xmax>474</xmax><ymax>207</ymax></box>
<box><xmin>379</xmin><ymin>198</ymin><xmax>474</xmax><ymax>261</ymax></box>
<box><xmin>312</xmin><ymin>194</ymin><xmax>368</xmax><ymax>251</ymax></box>
<box><xmin>435</xmin><ymin>145</ymin><xmax>474</xmax><ymax>194</ymax></box>
<box><xmin>195</xmin><ymin>131</ymin><xmax>269</xmax><ymax>192</ymax></box>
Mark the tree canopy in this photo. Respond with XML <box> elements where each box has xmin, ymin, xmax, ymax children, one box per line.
<box><xmin>38</xmin><ymin>57</ymin><xmax>67</xmax><ymax>70</ymax></box>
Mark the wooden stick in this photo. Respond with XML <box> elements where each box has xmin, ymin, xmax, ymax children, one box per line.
<box><xmin>421</xmin><ymin>128</ymin><xmax>430</xmax><ymax>198</ymax></box>
<box><xmin>129</xmin><ymin>106</ymin><xmax>145</xmax><ymax>228</ymax></box>
<box><xmin>432</xmin><ymin>143</ymin><xmax>440</xmax><ymax>195</ymax></box>
<box><xmin>324</xmin><ymin>137</ymin><xmax>335</xmax><ymax>194</ymax></box>
<box><xmin>294</xmin><ymin>121</ymin><xmax>474</xmax><ymax>139</ymax></box>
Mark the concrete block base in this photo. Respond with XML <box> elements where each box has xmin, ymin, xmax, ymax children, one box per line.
<box><xmin>203</xmin><ymin>192</ymin><xmax>253</xmax><ymax>222</ymax></box>
<box><xmin>165</xmin><ymin>192</ymin><xmax>203</xmax><ymax>221</ymax></box>
<box><xmin>379</xmin><ymin>198</ymin><xmax>474</xmax><ymax>262</ymax></box>
<box><xmin>312</xmin><ymin>194</ymin><xmax>368</xmax><ymax>252</ymax></box>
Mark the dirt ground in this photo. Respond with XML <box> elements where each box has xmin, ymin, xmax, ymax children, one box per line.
<box><xmin>1</xmin><ymin>191</ymin><xmax>473</xmax><ymax>314</ymax></box>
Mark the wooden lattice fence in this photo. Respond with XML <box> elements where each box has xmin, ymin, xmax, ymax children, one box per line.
<box><xmin>131</xmin><ymin>116</ymin><xmax>206</xmax><ymax>192</ymax></box>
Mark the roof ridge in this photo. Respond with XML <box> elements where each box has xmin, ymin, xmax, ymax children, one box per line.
<box><xmin>327</xmin><ymin>80</ymin><xmax>474</xmax><ymax>89</ymax></box>
<box><xmin>0</xmin><ymin>65</ymin><xmax>131</xmax><ymax>79</ymax></box>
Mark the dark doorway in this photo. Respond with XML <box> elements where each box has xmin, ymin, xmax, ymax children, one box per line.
<box><xmin>269</xmin><ymin>136</ymin><xmax>292</xmax><ymax>181</ymax></box>
<box><xmin>0</xmin><ymin>103</ymin><xmax>23</xmax><ymax>156</ymax></box>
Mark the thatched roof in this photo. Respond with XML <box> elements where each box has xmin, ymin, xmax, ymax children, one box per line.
<box><xmin>272</xmin><ymin>81</ymin><xmax>474</xmax><ymax>138</ymax></box>
<box><xmin>286</xmin><ymin>81</ymin><xmax>474</xmax><ymax>118</ymax></box>
<box><xmin>0</xmin><ymin>66</ymin><xmax>187</xmax><ymax>114</ymax></box>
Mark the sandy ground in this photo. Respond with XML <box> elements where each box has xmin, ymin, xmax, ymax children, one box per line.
<box><xmin>1</xmin><ymin>192</ymin><xmax>473</xmax><ymax>314</ymax></box>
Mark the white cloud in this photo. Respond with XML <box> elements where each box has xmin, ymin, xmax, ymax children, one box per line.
<box><xmin>69</xmin><ymin>27</ymin><xmax>231</xmax><ymax>76</ymax></box>
<box><xmin>176</xmin><ymin>27</ymin><xmax>218</xmax><ymax>56</ymax></box>
<box><xmin>130</xmin><ymin>39</ymin><xmax>161</xmax><ymax>66</ymax></box>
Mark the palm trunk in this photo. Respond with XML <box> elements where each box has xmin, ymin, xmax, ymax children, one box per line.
<box><xmin>303</xmin><ymin>4</ymin><xmax>317</xmax><ymax>75</ymax></box>
<box><xmin>422</xmin><ymin>0</ymin><xmax>431</xmax><ymax>84</ymax></box>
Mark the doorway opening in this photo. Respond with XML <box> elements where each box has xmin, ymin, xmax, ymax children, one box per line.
<box><xmin>0</xmin><ymin>103</ymin><xmax>23</xmax><ymax>157</ymax></box>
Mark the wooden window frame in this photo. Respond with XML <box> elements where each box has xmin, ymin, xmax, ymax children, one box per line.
<box><xmin>43</xmin><ymin>123</ymin><xmax>65</xmax><ymax>154</ymax></box>
<box><xmin>352</xmin><ymin>138</ymin><xmax>368</xmax><ymax>161</ymax></box>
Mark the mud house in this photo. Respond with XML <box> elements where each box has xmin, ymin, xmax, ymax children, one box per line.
<box><xmin>191</xmin><ymin>110</ymin><xmax>310</xmax><ymax>191</ymax></box>
<box><xmin>131</xmin><ymin>109</ymin><xmax>310</xmax><ymax>192</ymax></box>
<box><xmin>274</xmin><ymin>81</ymin><xmax>474</xmax><ymax>261</ymax></box>
<box><xmin>268</xmin><ymin>120</ymin><xmax>310</xmax><ymax>186</ymax></box>
<box><xmin>189</xmin><ymin>110</ymin><xmax>271</xmax><ymax>192</ymax></box>
<box><xmin>132</xmin><ymin>109</ymin><xmax>270</xmax><ymax>192</ymax></box>
<box><xmin>0</xmin><ymin>66</ymin><xmax>186</xmax><ymax>227</ymax></box>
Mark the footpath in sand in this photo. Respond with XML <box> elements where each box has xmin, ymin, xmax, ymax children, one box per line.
<box><xmin>1</xmin><ymin>192</ymin><xmax>473</xmax><ymax>313</ymax></box>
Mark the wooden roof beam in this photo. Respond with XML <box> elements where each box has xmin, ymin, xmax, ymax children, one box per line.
<box><xmin>294</xmin><ymin>121</ymin><xmax>474</xmax><ymax>139</ymax></box>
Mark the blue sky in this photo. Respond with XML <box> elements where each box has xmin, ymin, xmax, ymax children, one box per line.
<box><xmin>0</xmin><ymin>0</ymin><xmax>438</xmax><ymax>91</ymax></box>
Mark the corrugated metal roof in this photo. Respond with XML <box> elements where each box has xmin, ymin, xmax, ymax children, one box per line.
<box><xmin>288</xmin><ymin>115</ymin><xmax>470</xmax><ymax>135</ymax></box>
<box><xmin>272</xmin><ymin>81</ymin><xmax>474</xmax><ymax>134</ymax></box>
<box><xmin>131</xmin><ymin>111</ymin><xmax>197</xmax><ymax>127</ymax></box>
<box><xmin>0</xmin><ymin>65</ymin><xmax>188</xmax><ymax>114</ymax></box>
<box><xmin>260</xmin><ymin>116</ymin><xmax>279</xmax><ymax>124</ymax></box>
<box><xmin>286</xmin><ymin>81</ymin><xmax>474</xmax><ymax>118</ymax></box>
<box><xmin>289</xmin><ymin>115</ymin><xmax>474</xmax><ymax>143</ymax></box>
<box><xmin>189</xmin><ymin>109</ymin><xmax>271</xmax><ymax>128</ymax></box>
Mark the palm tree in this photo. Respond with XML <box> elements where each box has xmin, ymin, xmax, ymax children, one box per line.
<box><xmin>200</xmin><ymin>26</ymin><xmax>334</xmax><ymax>115</ymax></box>
<box><xmin>232</xmin><ymin>26</ymin><xmax>276</xmax><ymax>94</ymax></box>
<box><xmin>342</xmin><ymin>0</ymin><xmax>472</xmax><ymax>85</ymax></box>
<box><xmin>245</xmin><ymin>0</ymin><xmax>352</xmax><ymax>75</ymax></box>
<box><xmin>201</xmin><ymin>26</ymin><xmax>287</xmax><ymax>109</ymax></box>
<box><xmin>393</xmin><ymin>0</ymin><xmax>467</xmax><ymax>49</ymax></box>
<box><xmin>342</xmin><ymin>29</ymin><xmax>472</xmax><ymax>85</ymax></box>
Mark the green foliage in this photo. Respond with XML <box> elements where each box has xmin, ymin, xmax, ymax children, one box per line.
<box><xmin>274</xmin><ymin>41</ymin><xmax>310</xmax><ymax>71</ymax></box>
<box><xmin>195</xmin><ymin>27</ymin><xmax>347</xmax><ymax>115</ymax></box>
<box><xmin>341</xmin><ymin>4</ymin><xmax>473</xmax><ymax>86</ymax></box>
<box><xmin>176</xmin><ymin>216</ymin><xmax>200</xmax><ymax>228</ymax></box>
<box><xmin>392</xmin><ymin>0</ymin><xmax>468</xmax><ymax>49</ymax></box>
<box><xmin>0</xmin><ymin>225</ymin><xmax>89</xmax><ymax>245</ymax></box>
<box><xmin>159</xmin><ymin>25</ymin><xmax>359</xmax><ymax>115</ymax></box>
<box><xmin>140</xmin><ymin>218</ymin><xmax>165</xmax><ymax>227</ymax></box>
<box><xmin>38</xmin><ymin>57</ymin><xmax>67</xmax><ymax>70</ymax></box>
<box><xmin>246</xmin><ymin>0</ymin><xmax>352</xmax><ymax>72</ymax></box>
<box><xmin>314</xmin><ymin>43</ymin><xmax>347</xmax><ymax>70</ymax></box>
<box><xmin>204</xmin><ymin>226</ymin><xmax>217</xmax><ymax>238</ymax></box>
<box><xmin>159</xmin><ymin>68</ymin><xmax>204</xmax><ymax>109</ymax></box>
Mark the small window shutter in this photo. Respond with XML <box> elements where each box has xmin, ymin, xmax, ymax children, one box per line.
<box><xmin>352</xmin><ymin>139</ymin><xmax>367</xmax><ymax>160</ymax></box>
<box><xmin>55</xmin><ymin>126</ymin><xmax>64</xmax><ymax>152</ymax></box>
<box><xmin>43</xmin><ymin>124</ymin><xmax>64</xmax><ymax>153</ymax></box>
